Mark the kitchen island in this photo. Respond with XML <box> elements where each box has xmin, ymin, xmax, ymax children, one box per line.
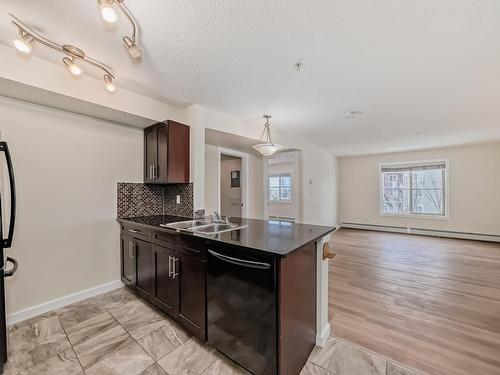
<box><xmin>117</xmin><ymin>215</ymin><xmax>335</xmax><ymax>375</ymax></box>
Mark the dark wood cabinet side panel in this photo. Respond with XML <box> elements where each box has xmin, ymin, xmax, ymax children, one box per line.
<box><xmin>178</xmin><ymin>253</ymin><xmax>206</xmax><ymax>340</ymax></box>
<box><xmin>156</xmin><ymin>124</ymin><xmax>169</xmax><ymax>183</ymax></box>
<box><xmin>136</xmin><ymin>239</ymin><xmax>154</xmax><ymax>299</ymax></box>
<box><xmin>278</xmin><ymin>242</ymin><xmax>317</xmax><ymax>375</ymax></box>
<box><xmin>167</xmin><ymin>121</ymin><xmax>190</xmax><ymax>183</ymax></box>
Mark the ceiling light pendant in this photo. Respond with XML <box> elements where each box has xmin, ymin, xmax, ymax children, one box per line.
<box><xmin>252</xmin><ymin>115</ymin><xmax>282</xmax><ymax>156</ymax></box>
<box><xmin>97</xmin><ymin>0</ymin><xmax>141</xmax><ymax>59</ymax></box>
<box><xmin>98</xmin><ymin>0</ymin><xmax>118</xmax><ymax>23</ymax></box>
<box><xmin>63</xmin><ymin>57</ymin><xmax>82</xmax><ymax>76</ymax></box>
<box><xmin>13</xmin><ymin>33</ymin><xmax>35</xmax><ymax>54</ymax></box>
<box><xmin>104</xmin><ymin>74</ymin><xmax>116</xmax><ymax>92</ymax></box>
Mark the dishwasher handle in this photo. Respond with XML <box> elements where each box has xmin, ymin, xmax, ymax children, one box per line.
<box><xmin>208</xmin><ymin>250</ymin><xmax>271</xmax><ymax>270</ymax></box>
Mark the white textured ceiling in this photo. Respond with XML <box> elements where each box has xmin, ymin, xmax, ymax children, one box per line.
<box><xmin>1</xmin><ymin>0</ymin><xmax>500</xmax><ymax>155</ymax></box>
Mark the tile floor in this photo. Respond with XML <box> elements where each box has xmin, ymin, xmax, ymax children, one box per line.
<box><xmin>4</xmin><ymin>287</ymin><xmax>419</xmax><ymax>375</ymax></box>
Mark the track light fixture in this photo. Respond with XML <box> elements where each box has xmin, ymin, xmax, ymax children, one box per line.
<box><xmin>13</xmin><ymin>33</ymin><xmax>35</xmax><ymax>54</ymax></box>
<box><xmin>97</xmin><ymin>0</ymin><xmax>141</xmax><ymax>59</ymax></box>
<box><xmin>63</xmin><ymin>57</ymin><xmax>82</xmax><ymax>76</ymax></box>
<box><xmin>9</xmin><ymin>14</ymin><xmax>117</xmax><ymax>92</ymax></box>
<box><xmin>104</xmin><ymin>74</ymin><xmax>116</xmax><ymax>92</ymax></box>
<box><xmin>98</xmin><ymin>0</ymin><xmax>119</xmax><ymax>23</ymax></box>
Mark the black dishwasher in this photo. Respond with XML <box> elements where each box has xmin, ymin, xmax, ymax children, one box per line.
<box><xmin>207</xmin><ymin>245</ymin><xmax>276</xmax><ymax>375</ymax></box>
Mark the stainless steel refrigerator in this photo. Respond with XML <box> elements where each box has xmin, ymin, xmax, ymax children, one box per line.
<box><xmin>0</xmin><ymin>141</ymin><xmax>17</xmax><ymax>373</ymax></box>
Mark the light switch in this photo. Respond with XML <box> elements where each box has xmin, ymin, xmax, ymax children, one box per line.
<box><xmin>176</xmin><ymin>195</ymin><xmax>181</xmax><ymax>204</ymax></box>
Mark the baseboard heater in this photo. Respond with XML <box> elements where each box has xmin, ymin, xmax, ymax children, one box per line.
<box><xmin>341</xmin><ymin>222</ymin><xmax>500</xmax><ymax>243</ymax></box>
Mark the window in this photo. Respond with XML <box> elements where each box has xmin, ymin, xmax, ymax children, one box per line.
<box><xmin>380</xmin><ymin>161</ymin><xmax>447</xmax><ymax>216</ymax></box>
<box><xmin>269</xmin><ymin>174</ymin><xmax>292</xmax><ymax>202</ymax></box>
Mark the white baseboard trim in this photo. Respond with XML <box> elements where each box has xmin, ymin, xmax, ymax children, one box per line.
<box><xmin>316</xmin><ymin>323</ymin><xmax>331</xmax><ymax>347</ymax></box>
<box><xmin>7</xmin><ymin>279</ymin><xmax>124</xmax><ymax>326</ymax></box>
<box><xmin>341</xmin><ymin>222</ymin><xmax>500</xmax><ymax>243</ymax></box>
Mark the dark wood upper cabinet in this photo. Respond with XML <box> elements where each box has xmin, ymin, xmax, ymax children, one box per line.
<box><xmin>144</xmin><ymin>121</ymin><xmax>190</xmax><ymax>184</ymax></box>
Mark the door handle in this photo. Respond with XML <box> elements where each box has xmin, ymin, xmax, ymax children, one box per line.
<box><xmin>128</xmin><ymin>241</ymin><xmax>136</xmax><ymax>258</ymax></box>
<box><xmin>172</xmin><ymin>257</ymin><xmax>179</xmax><ymax>279</ymax></box>
<box><xmin>208</xmin><ymin>250</ymin><xmax>271</xmax><ymax>269</ymax></box>
<box><xmin>168</xmin><ymin>256</ymin><xmax>173</xmax><ymax>278</ymax></box>
<box><xmin>127</xmin><ymin>229</ymin><xmax>140</xmax><ymax>234</ymax></box>
<box><xmin>0</xmin><ymin>142</ymin><xmax>16</xmax><ymax>249</ymax></box>
<box><xmin>4</xmin><ymin>257</ymin><xmax>18</xmax><ymax>277</ymax></box>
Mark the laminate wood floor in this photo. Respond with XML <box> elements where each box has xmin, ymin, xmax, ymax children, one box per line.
<box><xmin>329</xmin><ymin>229</ymin><xmax>500</xmax><ymax>375</ymax></box>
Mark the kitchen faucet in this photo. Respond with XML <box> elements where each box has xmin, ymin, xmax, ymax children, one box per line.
<box><xmin>211</xmin><ymin>211</ymin><xmax>230</xmax><ymax>224</ymax></box>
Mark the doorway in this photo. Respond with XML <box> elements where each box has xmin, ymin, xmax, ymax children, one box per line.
<box><xmin>264</xmin><ymin>151</ymin><xmax>302</xmax><ymax>223</ymax></box>
<box><xmin>220</xmin><ymin>154</ymin><xmax>243</xmax><ymax>218</ymax></box>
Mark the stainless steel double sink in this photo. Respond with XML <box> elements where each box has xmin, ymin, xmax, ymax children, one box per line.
<box><xmin>160</xmin><ymin>219</ymin><xmax>247</xmax><ymax>235</ymax></box>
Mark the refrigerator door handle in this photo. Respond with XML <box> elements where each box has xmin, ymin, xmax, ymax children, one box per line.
<box><xmin>4</xmin><ymin>257</ymin><xmax>18</xmax><ymax>277</ymax></box>
<box><xmin>0</xmin><ymin>142</ymin><xmax>16</xmax><ymax>249</ymax></box>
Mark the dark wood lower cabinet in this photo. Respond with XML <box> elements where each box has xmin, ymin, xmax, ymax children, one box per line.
<box><xmin>119</xmin><ymin>225</ymin><xmax>317</xmax><ymax>374</ymax></box>
<box><xmin>177</xmin><ymin>252</ymin><xmax>206</xmax><ymax>336</ymax></box>
<box><xmin>135</xmin><ymin>238</ymin><xmax>154</xmax><ymax>299</ymax></box>
<box><xmin>120</xmin><ymin>234</ymin><xmax>136</xmax><ymax>286</ymax></box>
<box><xmin>153</xmin><ymin>245</ymin><xmax>178</xmax><ymax>314</ymax></box>
<box><xmin>120</xmin><ymin>229</ymin><xmax>207</xmax><ymax>341</ymax></box>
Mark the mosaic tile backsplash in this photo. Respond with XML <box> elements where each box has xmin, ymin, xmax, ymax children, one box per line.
<box><xmin>117</xmin><ymin>182</ymin><xmax>195</xmax><ymax>218</ymax></box>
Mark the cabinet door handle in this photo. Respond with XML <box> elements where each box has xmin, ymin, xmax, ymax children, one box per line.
<box><xmin>153</xmin><ymin>164</ymin><xmax>157</xmax><ymax>179</ymax></box>
<box><xmin>172</xmin><ymin>257</ymin><xmax>179</xmax><ymax>279</ymax></box>
<box><xmin>168</xmin><ymin>256</ymin><xmax>173</xmax><ymax>278</ymax></box>
<box><xmin>128</xmin><ymin>241</ymin><xmax>136</xmax><ymax>258</ymax></box>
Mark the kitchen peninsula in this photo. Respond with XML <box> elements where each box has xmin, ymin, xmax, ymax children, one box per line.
<box><xmin>117</xmin><ymin>214</ymin><xmax>335</xmax><ymax>375</ymax></box>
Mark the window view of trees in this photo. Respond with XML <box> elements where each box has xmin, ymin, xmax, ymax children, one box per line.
<box><xmin>269</xmin><ymin>174</ymin><xmax>292</xmax><ymax>201</ymax></box>
<box><xmin>381</xmin><ymin>164</ymin><xmax>445</xmax><ymax>216</ymax></box>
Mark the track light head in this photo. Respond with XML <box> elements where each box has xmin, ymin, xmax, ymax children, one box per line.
<box><xmin>123</xmin><ymin>36</ymin><xmax>141</xmax><ymax>58</ymax></box>
<box><xmin>98</xmin><ymin>0</ymin><xmax>118</xmax><ymax>23</ymax></box>
<box><xmin>13</xmin><ymin>33</ymin><xmax>35</xmax><ymax>54</ymax></box>
<box><xmin>104</xmin><ymin>74</ymin><xmax>116</xmax><ymax>92</ymax></box>
<box><xmin>63</xmin><ymin>57</ymin><xmax>82</xmax><ymax>76</ymax></box>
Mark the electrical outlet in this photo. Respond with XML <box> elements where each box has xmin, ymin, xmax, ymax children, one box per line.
<box><xmin>176</xmin><ymin>195</ymin><xmax>181</xmax><ymax>204</ymax></box>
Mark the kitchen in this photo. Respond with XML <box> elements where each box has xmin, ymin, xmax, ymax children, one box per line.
<box><xmin>1</xmin><ymin>2</ymin><xmax>500</xmax><ymax>375</ymax></box>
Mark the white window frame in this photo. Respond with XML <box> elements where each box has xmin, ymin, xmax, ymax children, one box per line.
<box><xmin>379</xmin><ymin>159</ymin><xmax>450</xmax><ymax>220</ymax></box>
<box><xmin>269</xmin><ymin>173</ymin><xmax>293</xmax><ymax>204</ymax></box>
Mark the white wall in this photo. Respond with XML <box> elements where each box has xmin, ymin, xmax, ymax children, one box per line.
<box><xmin>189</xmin><ymin>105</ymin><xmax>339</xmax><ymax>227</ymax></box>
<box><xmin>1</xmin><ymin>96</ymin><xmax>142</xmax><ymax>314</ymax></box>
<box><xmin>204</xmin><ymin>144</ymin><xmax>220</xmax><ymax>215</ymax></box>
<box><xmin>220</xmin><ymin>157</ymin><xmax>242</xmax><ymax>217</ymax></box>
<box><xmin>338</xmin><ymin>142</ymin><xmax>500</xmax><ymax>235</ymax></box>
<box><xmin>204</xmin><ymin>144</ymin><xmax>265</xmax><ymax>220</ymax></box>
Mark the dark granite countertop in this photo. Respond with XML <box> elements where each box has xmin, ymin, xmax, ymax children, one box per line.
<box><xmin>117</xmin><ymin>215</ymin><xmax>336</xmax><ymax>258</ymax></box>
